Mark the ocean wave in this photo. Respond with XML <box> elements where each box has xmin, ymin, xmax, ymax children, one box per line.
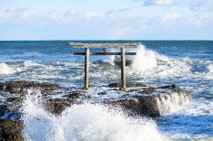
<box><xmin>178</xmin><ymin>100</ymin><xmax>213</xmax><ymax>116</ymax></box>
<box><xmin>21</xmin><ymin>93</ymin><xmax>168</xmax><ymax>141</ymax></box>
<box><xmin>131</xmin><ymin>44</ymin><xmax>158</xmax><ymax>72</ymax></box>
<box><xmin>23</xmin><ymin>52</ymin><xmax>43</xmax><ymax>57</ymax></box>
<box><xmin>208</xmin><ymin>64</ymin><xmax>213</xmax><ymax>73</ymax></box>
<box><xmin>0</xmin><ymin>62</ymin><xmax>16</xmax><ymax>75</ymax></box>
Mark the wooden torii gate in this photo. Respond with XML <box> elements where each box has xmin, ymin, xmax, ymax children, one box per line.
<box><xmin>70</xmin><ymin>43</ymin><xmax>138</xmax><ymax>91</ymax></box>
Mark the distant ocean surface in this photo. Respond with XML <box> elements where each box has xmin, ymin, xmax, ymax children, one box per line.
<box><xmin>0</xmin><ymin>40</ymin><xmax>213</xmax><ymax>141</ymax></box>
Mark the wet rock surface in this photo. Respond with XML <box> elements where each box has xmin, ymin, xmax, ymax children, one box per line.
<box><xmin>0</xmin><ymin>80</ymin><xmax>59</xmax><ymax>94</ymax></box>
<box><xmin>45</xmin><ymin>91</ymin><xmax>86</xmax><ymax>114</ymax></box>
<box><xmin>107</xmin><ymin>82</ymin><xmax>145</xmax><ymax>88</ymax></box>
<box><xmin>0</xmin><ymin>80</ymin><xmax>193</xmax><ymax>140</ymax></box>
<box><xmin>0</xmin><ymin>119</ymin><xmax>24</xmax><ymax>141</ymax></box>
<box><xmin>105</xmin><ymin>84</ymin><xmax>192</xmax><ymax>117</ymax></box>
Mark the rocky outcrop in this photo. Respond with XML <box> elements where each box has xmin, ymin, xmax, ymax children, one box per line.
<box><xmin>0</xmin><ymin>119</ymin><xmax>24</xmax><ymax>141</ymax></box>
<box><xmin>0</xmin><ymin>81</ymin><xmax>60</xmax><ymax>120</ymax></box>
<box><xmin>0</xmin><ymin>80</ymin><xmax>59</xmax><ymax>94</ymax></box>
<box><xmin>0</xmin><ymin>80</ymin><xmax>193</xmax><ymax>141</ymax></box>
<box><xmin>105</xmin><ymin>84</ymin><xmax>193</xmax><ymax>117</ymax></box>
<box><xmin>44</xmin><ymin>91</ymin><xmax>86</xmax><ymax>114</ymax></box>
<box><xmin>0</xmin><ymin>81</ymin><xmax>192</xmax><ymax>120</ymax></box>
<box><xmin>107</xmin><ymin>82</ymin><xmax>145</xmax><ymax>88</ymax></box>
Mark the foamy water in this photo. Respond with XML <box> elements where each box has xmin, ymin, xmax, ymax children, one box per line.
<box><xmin>157</xmin><ymin>92</ymin><xmax>192</xmax><ymax>116</ymax></box>
<box><xmin>131</xmin><ymin>44</ymin><xmax>157</xmax><ymax>72</ymax></box>
<box><xmin>21</xmin><ymin>93</ymin><xmax>168</xmax><ymax>141</ymax></box>
<box><xmin>0</xmin><ymin>62</ymin><xmax>15</xmax><ymax>75</ymax></box>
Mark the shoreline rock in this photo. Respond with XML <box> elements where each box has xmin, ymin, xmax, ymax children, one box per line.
<box><xmin>0</xmin><ymin>80</ymin><xmax>193</xmax><ymax>140</ymax></box>
<box><xmin>0</xmin><ymin>119</ymin><xmax>24</xmax><ymax>141</ymax></box>
<box><xmin>105</xmin><ymin>84</ymin><xmax>192</xmax><ymax>117</ymax></box>
<box><xmin>0</xmin><ymin>80</ymin><xmax>59</xmax><ymax>94</ymax></box>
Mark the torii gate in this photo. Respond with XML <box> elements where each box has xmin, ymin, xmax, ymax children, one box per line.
<box><xmin>70</xmin><ymin>43</ymin><xmax>138</xmax><ymax>91</ymax></box>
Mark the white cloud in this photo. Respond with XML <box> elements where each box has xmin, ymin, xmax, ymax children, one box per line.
<box><xmin>162</xmin><ymin>12</ymin><xmax>181</xmax><ymax>23</ymax></box>
<box><xmin>184</xmin><ymin>14</ymin><xmax>213</xmax><ymax>27</ymax></box>
<box><xmin>20</xmin><ymin>9</ymin><xmax>37</xmax><ymax>19</ymax></box>
<box><xmin>189</xmin><ymin>0</ymin><xmax>213</xmax><ymax>11</ymax></box>
<box><xmin>48</xmin><ymin>11</ymin><xmax>80</xmax><ymax>23</ymax></box>
<box><xmin>84</xmin><ymin>12</ymin><xmax>103</xmax><ymax>20</ymax></box>
<box><xmin>48</xmin><ymin>7</ymin><xmax>129</xmax><ymax>24</ymax></box>
<box><xmin>144</xmin><ymin>0</ymin><xmax>173</xmax><ymax>5</ymax></box>
<box><xmin>105</xmin><ymin>8</ymin><xmax>129</xmax><ymax>17</ymax></box>
<box><xmin>0</xmin><ymin>6</ymin><xmax>37</xmax><ymax>21</ymax></box>
<box><xmin>139</xmin><ymin>0</ymin><xmax>213</xmax><ymax>11</ymax></box>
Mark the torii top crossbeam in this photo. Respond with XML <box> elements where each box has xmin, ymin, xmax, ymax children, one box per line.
<box><xmin>70</xmin><ymin>43</ymin><xmax>138</xmax><ymax>48</ymax></box>
<box><xmin>70</xmin><ymin>42</ymin><xmax>139</xmax><ymax>91</ymax></box>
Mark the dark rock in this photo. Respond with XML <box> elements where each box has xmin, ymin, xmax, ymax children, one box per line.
<box><xmin>0</xmin><ymin>119</ymin><xmax>24</xmax><ymax>141</ymax></box>
<box><xmin>45</xmin><ymin>98</ymin><xmax>72</xmax><ymax>114</ymax></box>
<box><xmin>65</xmin><ymin>91</ymin><xmax>85</xmax><ymax>99</ymax></box>
<box><xmin>105</xmin><ymin>85</ymin><xmax>192</xmax><ymax>117</ymax></box>
<box><xmin>108</xmin><ymin>82</ymin><xmax>145</xmax><ymax>88</ymax></box>
<box><xmin>98</xmin><ymin>92</ymin><xmax>107</xmax><ymax>95</ymax></box>
<box><xmin>45</xmin><ymin>91</ymin><xmax>85</xmax><ymax>114</ymax></box>
<box><xmin>106</xmin><ymin>96</ymin><xmax>159</xmax><ymax>117</ymax></box>
<box><xmin>140</xmin><ymin>87</ymin><xmax>156</xmax><ymax>94</ymax></box>
<box><xmin>0</xmin><ymin>81</ymin><xmax>59</xmax><ymax>94</ymax></box>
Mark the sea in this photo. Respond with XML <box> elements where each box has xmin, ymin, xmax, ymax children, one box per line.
<box><xmin>0</xmin><ymin>41</ymin><xmax>213</xmax><ymax>141</ymax></box>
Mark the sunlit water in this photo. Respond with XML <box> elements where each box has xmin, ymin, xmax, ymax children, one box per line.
<box><xmin>0</xmin><ymin>41</ymin><xmax>213</xmax><ymax>140</ymax></box>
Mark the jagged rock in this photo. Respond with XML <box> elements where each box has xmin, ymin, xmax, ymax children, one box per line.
<box><xmin>0</xmin><ymin>119</ymin><xmax>23</xmax><ymax>141</ymax></box>
<box><xmin>0</xmin><ymin>81</ymin><xmax>59</xmax><ymax>120</ymax></box>
<box><xmin>108</xmin><ymin>82</ymin><xmax>145</xmax><ymax>88</ymax></box>
<box><xmin>105</xmin><ymin>84</ymin><xmax>193</xmax><ymax>117</ymax></box>
<box><xmin>140</xmin><ymin>87</ymin><xmax>156</xmax><ymax>94</ymax></box>
<box><xmin>45</xmin><ymin>91</ymin><xmax>86</xmax><ymax>114</ymax></box>
<box><xmin>0</xmin><ymin>80</ymin><xmax>193</xmax><ymax>120</ymax></box>
<box><xmin>45</xmin><ymin>98</ymin><xmax>72</xmax><ymax>114</ymax></box>
<box><xmin>0</xmin><ymin>80</ymin><xmax>59</xmax><ymax>94</ymax></box>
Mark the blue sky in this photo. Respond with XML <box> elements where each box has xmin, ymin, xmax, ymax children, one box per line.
<box><xmin>0</xmin><ymin>0</ymin><xmax>213</xmax><ymax>40</ymax></box>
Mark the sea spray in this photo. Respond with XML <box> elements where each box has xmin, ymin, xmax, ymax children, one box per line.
<box><xmin>0</xmin><ymin>62</ymin><xmax>15</xmax><ymax>75</ymax></box>
<box><xmin>131</xmin><ymin>44</ymin><xmax>157</xmax><ymax>72</ymax></box>
<box><xmin>156</xmin><ymin>92</ymin><xmax>192</xmax><ymax>116</ymax></box>
<box><xmin>21</xmin><ymin>93</ymin><xmax>168</xmax><ymax>141</ymax></box>
<box><xmin>208</xmin><ymin>64</ymin><xmax>213</xmax><ymax>73</ymax></box>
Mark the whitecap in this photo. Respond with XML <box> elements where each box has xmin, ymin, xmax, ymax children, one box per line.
<box><xmin>0</xmin><ymin>62</ymin><xmax>15</xmax><ymax>75</ymax></box>
<box><xmin>131</xmin><ymin>44</ymin><xmax>157</xmax><ymax>72</ymax></box>
<box><xmin>21</xmin><ymin>93</ymin><xmax>168</xmax><ymax>141</ymax></box>
<box><xmin>208</xmin><ymin>64</ymin><xmax>213</xmax><ymax>73</ymax></box>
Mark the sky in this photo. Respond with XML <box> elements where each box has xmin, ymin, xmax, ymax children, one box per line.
<box><xmin>0</xmin><ymin>0</ymin><xmax>213</xmax><ymax>40</ymax></box>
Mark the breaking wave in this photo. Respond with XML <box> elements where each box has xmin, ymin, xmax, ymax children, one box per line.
<box><xmin>208</xmin><ymin>64</ymin><xmax>213</xmax><ymax>73</ymax></box>
<box><xmin>21</xmin><ymin>93</ymin><xmax>168</xmax><ymax>141</ymax></box>
<box><xmin>131</xmin><ymin>44</ymin><xmax>157</xmax><ymax>72</ymax></box>
<box><xmin>0</xmin><ymin>62</ymin><xmax>15</xmax><ymax>75</ymax></box>
<box><xmin>157</xmin><ymin>92</ymin><xmax>192</xmax><ymax>116</ymax></box>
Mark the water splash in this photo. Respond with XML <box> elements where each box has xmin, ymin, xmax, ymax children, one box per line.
<box><xmin>0</xmin><ymin>62</ymin><xmax>15</xmax><ymax>75</ymax></box>
<box><xmin>21</xmin><ymin>93</ymin><xmax>168</xmax><ymax>141</ymax></box>
<box><xmin>131</xmin><ymin>44</ymin><xmax>157</xmax><ymax>72</ymax></box>
<box><xmin>157</xmin><ymin>92</ymin><xmax>192</xmax><ymax>116</ymax></box>
<box><xmin>208</xmin><ymin>64</ymin><xmax>213</xmax><ymax>73</ymax></box>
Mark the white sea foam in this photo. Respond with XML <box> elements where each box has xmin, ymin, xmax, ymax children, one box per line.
<box><xmin>21</xmin><ymin>93</ymin><xmax>168</xmax><ymax>141</ymax></box>
<box><xmin>0</xmin><ymin>63</ymin><xmax>15</xmax><ymax>75</ymax></box>
<box><xmin>23</xmin><ymin>52</ymin><xmax>43</xmax><ymax>57</ymax></box>
<box><xmin>131</xmin><ymin>44</ymin><xmax>157</xmax><ymax>72</ymax></box>
<box><xmin>178</xmin><ymin>100</ymin><xmax>213</xmax><ymax>116</ymax></box>
<box><xmin>157</xmin><ymin>92</ymin><xmax>192</xmax><ymax>116</ymax></box>
<box><xmin>208</xmin><ymin>64</ymin><xmax>213</xmax><ymax>73</ymax></box>
<box><xmin>24</xmin><ymin>60</ymin><xmax>44</xmax><ymax>68</ymax></box>
<box><xmin>127</xmin><ymin>44</ymin><xmax>192</xmax><ymax>80</ymax></box>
